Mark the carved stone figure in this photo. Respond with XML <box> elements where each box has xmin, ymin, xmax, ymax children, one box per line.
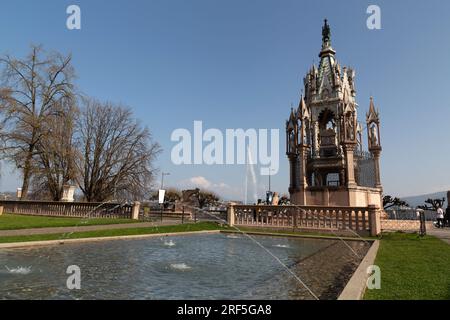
<box><xmin>289</xmin><ymin>131</ymin><xmax>296</xmax><ymax>153</ymax></box>
<box><xmin>370</xmin><ymin>124</ymin><xmax>378</xmax><ymax>147</ymax></box>
<box><xmin>272</xmin><ymin>192</ymin><xmax>279</xmax><ymax>205</ymax></box>
<box><xmin>346</xmin><ymin>114</ymin><xmax>355</xmax><ymax>141</ymax></box>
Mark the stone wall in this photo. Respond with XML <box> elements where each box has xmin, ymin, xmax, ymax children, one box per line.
<box><xmin>381</xmin><ymin>219</ymin><xmax>433</xmax><ymax>232</ymax></box>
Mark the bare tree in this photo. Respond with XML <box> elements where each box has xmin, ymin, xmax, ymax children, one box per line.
<box><xmin>419</xmin><ymin>198</ymin><xmax>445</xmax><ymax>211</ymax></box>
<box><xmin>75</xmin><ymin>98</ymin><xmax>161</xmax><ymax>202</ymax></box>
<box><xmin>0</xmin><ymin>45</ymin><xmax>75</xmax><ymax>199</ymax></box>
<box><xmin>32</xmin><ymin>100</ymin><xmax>79</xmax><ymax>200</ymax></box>
<box><xmin>198</xmin><ymin>190</ymin><xmax>219</xmax><ymax>209</ymax></box>
<box><xmin>383</xmin><ymin>195</ymin><xmax>409</xmax><ymax>210</ymax></box>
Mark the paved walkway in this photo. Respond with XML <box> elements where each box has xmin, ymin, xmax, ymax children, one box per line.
<box><xmin>428</xmin><ymin>227</ymin><xmax>450</xmax><ymax>245</ymax></box>
<box><xmin>0</xmin><ymin>220</ymin><xmax>182</xmax><ymax>237</ymax></box>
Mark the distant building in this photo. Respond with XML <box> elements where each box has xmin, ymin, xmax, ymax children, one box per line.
<box><xmin>286</xmin><ymin>20</ymin><xmax>382</xmax><ymax>208</ymax></box>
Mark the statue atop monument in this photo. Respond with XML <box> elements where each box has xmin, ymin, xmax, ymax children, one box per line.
<box><xmin>322</xmin><ymin>19</ymin><xmax>331</xmax><ymax>46</ymax></box>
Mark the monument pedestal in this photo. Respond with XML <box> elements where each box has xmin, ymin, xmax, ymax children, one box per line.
<box><xmin>291</xmin><ymin>186</ymin><xmax>383</xmax><ymax>208</ymax></box>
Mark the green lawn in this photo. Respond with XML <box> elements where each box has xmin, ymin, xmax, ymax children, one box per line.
<box><xmin>365</xmin><ymin>232</ymin><xmax>450</xmax><ymax>300</ymax></box>
<box><xmin>0</xmin><ymin>213</ymin><xmax>138</xmax><ymax>230</ymax></box>
<box><xmin>0</xmin><ymin>222</ymin><xmax>227</xmax><ymax>243</ymax></box>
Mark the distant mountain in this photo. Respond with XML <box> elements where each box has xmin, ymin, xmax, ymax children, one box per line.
<box><xmin>402</xmin><ymin>191</ymin><xmax>448</xmax><ymax>208</ymax></box>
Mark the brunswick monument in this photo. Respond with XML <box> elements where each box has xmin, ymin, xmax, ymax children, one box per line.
<box><xmin>286</xmin><ymin>20</ymin><xmax>383</xmax><ymax>208</ymax></box>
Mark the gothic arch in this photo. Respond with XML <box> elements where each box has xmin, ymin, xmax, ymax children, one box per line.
<box><xmin>318</xmin><ymin>109</ymin><xmax>335</xmax><ymax>130</ymax></box>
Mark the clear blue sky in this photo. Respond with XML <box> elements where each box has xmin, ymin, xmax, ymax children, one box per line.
<box><xmin>1</xmin><ymin>0</ymin><xmax>450</xmax><ymax>199</ymax></box>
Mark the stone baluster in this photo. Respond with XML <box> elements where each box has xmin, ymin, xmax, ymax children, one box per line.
<box><xmin>368</xmin><ymin>205</ymin><xmax>381</xmax><ymax>236</ymax></box>
<box><xmin>227</xmin><ymin>205</ymin><xmax>235</xmax><ymax>226</ymax></box>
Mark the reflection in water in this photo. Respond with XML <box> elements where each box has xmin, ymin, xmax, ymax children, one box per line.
<box><xmin>0</xmin><ymin>234</ymin><xmax>369</xmax><ymax>300</ymax></box>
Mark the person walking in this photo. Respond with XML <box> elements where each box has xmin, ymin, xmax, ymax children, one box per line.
<box><xmin>444</xmin><ymin>208</ymin><xmax>450</xmax><ymax>228</ymax></box>
<box><xmin>436</xmin><ymin>207</ymin><xmax>445</xmax><ymax>228</ymax></box>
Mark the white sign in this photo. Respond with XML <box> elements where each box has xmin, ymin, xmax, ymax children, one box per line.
<box><xmin>158</xmin><ymin>189</ymin><xmax>166</xmax><ymax>204</ymax></box>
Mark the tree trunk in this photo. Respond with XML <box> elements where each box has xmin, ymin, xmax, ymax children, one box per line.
<box><xmin>20</xmin><ymin>153</ymin><xmax>33</xmax><ymax>200</ymax></box>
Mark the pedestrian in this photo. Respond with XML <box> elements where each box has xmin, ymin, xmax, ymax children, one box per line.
<box><xmin>445</xmin><ymin>208</ymin><xmax>450</xmax><ymax>228</ymax></box>
<box><xmin>436</xmin><ymin>207</ymin><xmax>445</xmax><ymax>228</ymax></box>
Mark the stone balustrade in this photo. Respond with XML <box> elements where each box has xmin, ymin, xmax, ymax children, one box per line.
<box><xmin>0</xmin><ymin>200</ymin><xmax>135</xmax><ymax>219</ymax></box>
<box><xmin>228</xmin><ymin>204</ymin><xmax>381</xmax><ymax>236</ymax></box>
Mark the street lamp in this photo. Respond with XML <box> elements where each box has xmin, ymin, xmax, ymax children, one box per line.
<box><xmin>160</xmin><ymin>172</ymin><xmax>170</xmax><ymax>222</ymax></box>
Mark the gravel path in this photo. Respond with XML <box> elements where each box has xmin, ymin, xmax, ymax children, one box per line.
<box><xmin>428</xmin><ymin>228</ymin><xmax>450</xmax><ymax>245</ymax></box>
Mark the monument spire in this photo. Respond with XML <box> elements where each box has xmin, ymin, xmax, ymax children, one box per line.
<box><xmin>322</xmin><ymin>19</ymin><xmax>331</xmax><ymax>46</ymax></box>
<box><xmin>319</xmin><ymin>18</ymin><xmax>336</xmax><ymax>58</ymax></box>
<box><xmin>367</xmin><ymin>96</ymin><xmax>379</xmax><ymax>123</ymax></box>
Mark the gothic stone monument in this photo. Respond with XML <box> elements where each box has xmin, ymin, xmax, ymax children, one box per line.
<box><xmin>286</xmin><ymin>20</ymin><xmax>383</xmax><ymax>207</ymax></box>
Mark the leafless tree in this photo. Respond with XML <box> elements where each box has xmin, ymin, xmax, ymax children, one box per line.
<box><xmin>0</xmin><ymin>45</ymin><xmax>75</xmax><ymax>199</ymax></box>
<box><xmin>31</xmin><ymin>100</ymin><xmax>79</xmax><ymax>201</ymax></box>
<box><xmin>75</xmin><ymin>98</ymin><xmax>161</xmax><ymax>202</ymax></box>
<box><xmin>198</xmin><ymin>190</ymin><xmax>220</xmax><ymax>209</ymax></box>
<box><xmin>383</xmin><ymin>195</ymin><xmax>409</xmax><ymax>210</ymax></box>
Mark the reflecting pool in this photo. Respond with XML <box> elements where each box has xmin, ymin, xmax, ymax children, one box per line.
<box><xmin>0</xmin><ymin>233</ymin><xmax>370</xmax><ymax>300</ymax></box>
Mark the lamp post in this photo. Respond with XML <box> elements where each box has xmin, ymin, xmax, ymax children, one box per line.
<box><xmin>160</xmin><ymin>172</ymin><xmax>170</xmax><ymax>222</ymax></box>
<box><xmin>416</xmin><ymin>208</ymin><xmax>426</xmax><ymax>236</ymax></box>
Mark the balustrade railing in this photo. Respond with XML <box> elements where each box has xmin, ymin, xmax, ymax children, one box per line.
<box><xmin>0</xmin><ymin>200</ymin><xmax>133</xmax><ymax>219</ymax></box>
<box><xmin>230</xmin><ymin>205</ymin><xmax>375</xmax><ymax>234</ymax></box>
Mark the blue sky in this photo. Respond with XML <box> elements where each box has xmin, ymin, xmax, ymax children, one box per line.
<box><xmin>1</xmin><ymin>0</ymin><xmax>450</xmax><ymax>200</ymax></box>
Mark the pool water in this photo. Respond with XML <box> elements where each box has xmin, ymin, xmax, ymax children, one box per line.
<box><xmin>0</xmin><ymin>233</ymin><xmax>370</xmax><ymax>300</ymax></box>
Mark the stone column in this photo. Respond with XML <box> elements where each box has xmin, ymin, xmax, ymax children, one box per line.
<box><xmin>371</xmin><ymin>148</ymin><xmax>382</xmax><ymax>188</ymax></box>
<box><xmin>368</xmin><ymin>204</ymin><xmax>381</xmax><ymax>236</ymax></box>
<box><xmin>131</xmin><ymin>201</ymin><xmax>140</xmax><ymax>220</ymax></box>
<box><xmin>298</xmin><ymin>145</ymin><xmax>309</xmax><ymax>188</ymax></box>
<box><xmin>227</xmin><ymin>204</ymin><xmax>235</xmax><ymax>226</ymax></box>
<box><xmin>313</xmin><ymin>121</ymin><xmax>320</xmax><ymax>158</ymax></box>
<box><xmin>343</xmin><ymin>142</ymin><xmax>357</xmax><ymax>187</ymax></box>
<box><xmin>288</xmin><ymin>154</ymin><xmax>299</xmax><ymax>193</ymax></box>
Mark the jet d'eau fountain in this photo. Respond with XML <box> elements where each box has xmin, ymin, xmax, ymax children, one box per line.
<box><xmin>245</xmin><ymin>145</ymin><xmax>258</xmax><ymax>205</ymax></box>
